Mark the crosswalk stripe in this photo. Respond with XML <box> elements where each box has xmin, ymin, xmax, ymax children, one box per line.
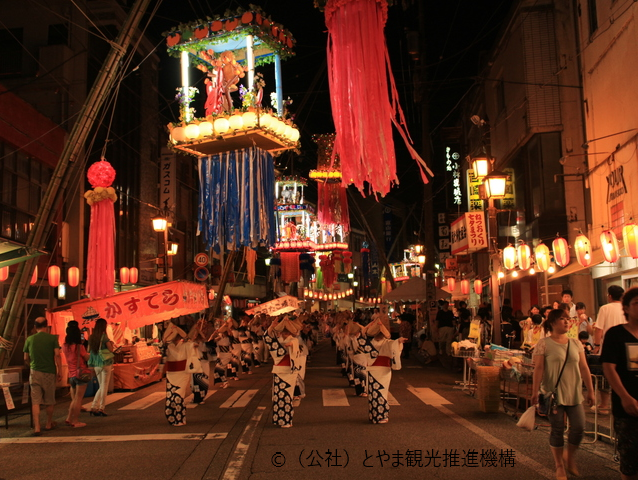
<box><xmin>408</xmin><ymin>387</ymin><xmax>452</xmax><ymax>406</ymax></box>
<box><xmin>220</xmin><ymin>390</ymin><xmax>246</xmax><ymax>408</ymax></box>
<box><xmin>322</xmin><ymin>388</ymin><xmax>350</xmax><ymax>406</ymax></box>
<box><xmin>0</xmin><ymin>433</ymin><xmax>228</xmax><ymax>444</ymax></box>
<box><xmin>186</xmin><ymin>390</ymin><xmax>217</xmax><ymax>409</ymax></box>
<box><xmin>387</xmin><ymin>392</ymin><xmax>400</xmax><ymax>405</ymax></box>
<box><xmin>82</xmin><ymin>392</ymin><xmax>134</xmax><ymax>411</ymax></box>
<box><xmin>118</xmin><ymin>392</ymin><xmax>165</xmax><ymax>410</ymax></box>
<box><xmin>232</xmin><ymin>389</ymin><xmax>258</xmax><ymax>408</ymax></box>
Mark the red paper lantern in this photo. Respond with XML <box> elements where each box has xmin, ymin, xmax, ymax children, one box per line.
<box><xmin>600</xmin><ymin>230</ymin><xmax>619</xmax><ymax>263</ymax></box>
<box><xmin>574</xmin><ymin>234</ymin><xmax>592</xmax><ymax>267</ymax></box>
<box><xmin>129</xmin><ymin>267</ymin><xmax>139</xmax><ymax>284</ymax></box>
<box><xmin>120</xmin><ymin>267</ymin><xmax>130</xmax><ymax>284</ymax></box>
<box><xmin>474</xmin><ymin>279</ymin><xmax>483</xmax><ymax>295</ymax></box>
<box><xmin>534</xmin><ymin>243</ymin><xmax>551</xmax><ymax>272</ymax></box>
<box><xmin>0</xmin><ymin>266</ymin><xmax>8</xmax><ymax>282</ymax></box>
<box><xmin>517</xmin><ymin>243</ymin><xmax>531</xmax><ymax>270</ymax></box>
<box><xmin>447</xmin><ymin>277</ymin><xmax>456</xmax><ymax>291</ymax></box>
<box><xmin>461</xmin><ymin>279</ymin><xmax>470</xmax><ymax>295</ymax></box>
<box><xmin>623</xmin><ymin>223</ymin><xmax>638</xmax><ymax>259</ymax></box>
<box><xmin>47</xmin><ymin>265</ymin><xmax>60</xmax><ymax>287</ymax></box>
<box><xmin>30</xmin><ymin>265</ymin><xmax>38</xmax><ymax>285</ymax></box>
<box><xmin>552</xmin><ymin>237</ymin><xmax>570</xmax><ymax>267</ymax></box>
<box><xmin>67</xmin><ymin>266</ymin><xmax>80</xmax><ymax>287</ymax></box>
<box><xmin>503</xmin><ymin>245</ymin><xmax>517</xmax><ymax>270</ymax></box>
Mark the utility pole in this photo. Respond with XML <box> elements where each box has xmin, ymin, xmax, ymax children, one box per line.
<box><xmin>0</xmin><ymin>0</ymin><xmax>153</xmax><ymax>368</ymax></box>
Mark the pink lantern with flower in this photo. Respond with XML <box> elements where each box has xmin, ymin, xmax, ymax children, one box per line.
<box><xmin>517</xmin><ymin>243</ymin><xmax>531</xmax><ymax>270</ymax></box>
<box><xmin>600</xmin><ymin>230</ymin><xmax>619</xmax><ymax>263</ymax></box>
<box><xmin>574</xmin><ymin>234</ymin><xmax>592</xmax><ymax>267</ymax></box>
<box><xmin>502</xmin><ymin>245</ymin><xmax>517</xmax><ymax>270</ymax></box>
<box><xmin>552</xmin><ymin>236</ymin><xmax>570</xmax><ymax>267</ymax></box>
<box><xmin>623</xmin><ymin>223</ymin><xmax>638</xmax><ymax>259</ymax></box>
<box><xmin>534</xmin><ymin>243</ymin><xmax>550</xmax><ymax>272</ymax></box>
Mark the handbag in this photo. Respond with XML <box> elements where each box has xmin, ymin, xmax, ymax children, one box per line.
<box><xmin>99</xmin><ymin>334</ymin><xmax>115</xmax><ymax>362</ymax></box>
<box><xmin>537</xmin><ymin>339</ymin><xmax>570</xmax><ymax>417</ymax></box>
<box><xmin>76</xmin><ymin>344</ymin><xmax>93</xmax><ymax>383</ymax></box>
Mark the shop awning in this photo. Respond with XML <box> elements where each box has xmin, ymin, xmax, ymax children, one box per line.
<box><xmin>384</xmin><ymin>276</ymin><xmax>450</xmax><ymax>302</ymax></box>
<box><xmin>0</xmin><ymin>240</ymin><xmax>44</xmax><ymax>268</ymax></box>
<box><xmin>549</xmin><ymin>249</ymin><xmax>606</xmax><ymax>280</ymax></box>
<box><xmin>47</xmin><ymin>280</ymin><xmax>209</xmax><ymax>332</ymax></box>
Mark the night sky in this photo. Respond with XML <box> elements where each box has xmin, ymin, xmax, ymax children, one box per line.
<box><xmin>149</xmin><ymin>0</ymin><xmax>511</xmax><ymax>206</ymax></box>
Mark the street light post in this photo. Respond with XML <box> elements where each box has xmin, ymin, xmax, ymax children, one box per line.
<box><xmin>152</xmin><ymin>213</ymin><xmax>171</xmax><ymax>282</ymax></box>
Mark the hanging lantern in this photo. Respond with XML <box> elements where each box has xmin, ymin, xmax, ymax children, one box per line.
<box><xmin>502</xmin><ymin>245</ymin><xmax>517</xmax><ymax>270</ymax></box>
<box><xmin>534</xmin><ymin>243</ymin><xmax>551</xmax><ymax>272</ymax></box>
<box><xmin>0</xmin><ymin>266</ymin><xmax>8</xmax><ymax>282</ymax></box>
<box><xmin>120</xmin><ymin>267</ymin><xmax>130</xmax><ymax>284</ymax></box>
<box><xmin>47</xmin><ymin>265</ymin><xmax>60</xmax><ymax>288</ymax></box>
<box><xmin>483</xmin><ymin>169</ymin><xmax>508</xmax><ymax>198</ymax></box>
<box><xmin>129</xmin><ymin>267</ymin><xmax>139</xmax><ymax>284</ymax></box>
<box><xmin>600</xmin><ymin>230</ymin><xmax>620</xmax><ymax>263</ymax></box>
<box><xmin>552</xmin><ymin>236</ymin><xmax>570</xmax><ymax>267</ymax></box>
<box><xmin>30</xmin><ymin>265</ymin><xmax>38</xmax><ymax>285</ymax></box>
<box><xmin>517</xmin><ymin>243</ymin><xmax>531</xmax><ymax>270</ymax></box>
<box><xmin>67</xmin><ymin>266</ymin><xmax>80</xmax><ymax>287</ymax></box>
<box><xmin>208</xmin><ymin>290</ymin><xmax>215</xmax><ymax>300</ymax></box>
<box><xmin>474</xmin><ymin>279</ymin><xmax>483</xmax><ymax>295</ymax></box>
<box><xmin>471</xmin><ymin>156</ymin><xmax>490</xmax><ymax>180</ymax></box>
<box><xmin>461</xmin><ymin>279</ymin><xmax>470</xmax><ymax>295</ymax></box>
<box><xmin>447</xmin><ymin>277</ymin><xmax>456</xmax><ymax>291</ymax></box>
<box><xmin>574</xmin><ymin>234</ymin><xmax>592</xmax><ymax>267</ymax></box>
<box><xmin>623</xmin><ymin>223</ymin><xmax>638</xmax><ymax>259</ymax></box>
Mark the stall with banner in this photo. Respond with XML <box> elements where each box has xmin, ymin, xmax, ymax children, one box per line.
<box><xmin>47</xmin><ymin>280</ymin><xmax>209</xmax><ymax>390</ymax></box>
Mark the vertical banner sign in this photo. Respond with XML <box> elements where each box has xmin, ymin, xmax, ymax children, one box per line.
<box><xmin>467</xmin><ymin>169</ymin><xmax>484</xmax><ymax>212</ymax></box>
<box><xmin>383</xmin><ymin>205</ymin><xmax>393</xmax><ymax>255</ymax></box>
<box><xmin>450</xmin><ymin>213</ymin><xmax>489</xmax><ymax>255</ymax></box>
<box><xmin>450</xmin><ymin>215</ymin><xmax>469</xmax><ymax>255</ymax></box>
<box><xmin>499</xmin><ymin>168</ymin><xmax>516</xmax><ymax>210</ymax></box>
<box><xmin>160</xmin><ymin>150</ymin><xmax>177</xmax><ymax>221</ymax></box>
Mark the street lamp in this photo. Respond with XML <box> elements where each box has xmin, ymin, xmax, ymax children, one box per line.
<box><xmin>471</xmin><ymin>156</ymin><xmax>491</xmax><ymax>180</ymax></box>
<box><xmin>152</xmin><ymin>213</ymin><xmax>170</xmax><ymax>282</ymax></box>
<box><xmin>352</xmin><ymin>280</ymin><xmax>359</xmax><ymax>311</ymax></box>
<box><xmin>483</xmin><ymin>170</ymin><xmax>508</xmax><ymax>199</ymax></box>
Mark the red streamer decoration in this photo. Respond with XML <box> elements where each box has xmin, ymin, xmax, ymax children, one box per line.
<box><xmin>317</xmin><ymin>182</ymin><xmax>350</xmax><ymax>232</ymax></box>
<box><xmin>85</xmin><ymin>159</ymin><xmax>116</xmax><ymax>299</ymax></box>
<box><xmin>324</xmin><ymin>0</ymin><xmax>433</xmax><ymax>196</ymax></box>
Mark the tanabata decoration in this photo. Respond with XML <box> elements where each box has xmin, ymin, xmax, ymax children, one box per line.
<box><xmin>198</xmin><ymin>146</ymin><xmax>276</xmax><ymax>253</ymax></box>
<box><xmin>312</xmin><ymin>134</ymin><xmax>350</xmax><ymax>232</ymax></box>
<box><xmin>321</xmin><ymin>0</ymin><xmax>433</xmax><ymax>196</ymax></box>
<box><xmin>244</xmin><ymin>247</ymin><xmax>257</xmax><ymax>285</ymax></box>
<box><xmin>319</xmin><ymin>254</ymin><xmax>335</xmax><ymax>288</ymax></box>
<box><xmin>84</xmin><ymin>159</ymin><xmax>117</xmax><ymax>299</ymax></box>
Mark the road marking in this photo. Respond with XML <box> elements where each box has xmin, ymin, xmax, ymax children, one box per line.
<box><xmin>408</xmin><ymin>387</ymin><xmax>452</xmax><ymax>406</ymax></box>
<box><xmin>82</xmin><ymin>392</ymin><xmax>134</xmax><ymax>411</ymax></box>
<box><xmin>220</xmin><ymin>390</ymin><xmax>246</xmax><ymax>408</ymax></box>
<box><xmin>222</xmin><ymin>406</ymin><xmax>266</xmax><ymax>480</ymax></box>
<box><xmin>118</xmin><ymin>392</ymin><xmax>165</xmax><ymax>410</ymax></box>
<box><xmin>306</xmin><ymin>366</ymin><xmax>340</xmax><ymax>369</ymax></box>
<box><xmin>186</xmin><ymin>390</ymin><xmax>218</xmax><ymax>409</ymax></box>
<box><xmin>387</xmin><ymin>392</ymin><xmax>400</xmax><ymax>405</ymax></box>
<box><xmin>0</xmin><ymin>433</ymin><xmax>227</xmax><ymax>444</ymax></box>
<box><xmin>405</xmin><ymin>383</ymin><xmax>554</xmax><ymax>479</ymax></box>
<box><xmin>232</xmin><ymin>389</ymin><xmax>258</xmax><ymax>408</ymax></box>
<box><xmin>322</xmin><ymin>388</ymin><xmax>350</xmax><ymax>406</ymax></box>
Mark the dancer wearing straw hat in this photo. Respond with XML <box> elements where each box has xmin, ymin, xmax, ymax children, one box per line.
<box><xmin>264</xmin><ymin>316</ymin><xmax>302</xmax><ymax>428</ymax></box>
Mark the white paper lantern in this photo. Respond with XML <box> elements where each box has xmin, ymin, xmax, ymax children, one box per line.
<box><xmin>229</xmin><ymin>114</ymin><xmax>244</xmax><ymax>131</ymax></box>
<box><xmin>198</xmin><ymin>121</ymin><xmax>213</xmax><ymax>137</ymax></box>
<box><xmin>259</xmin><ymin>113</ymin><xmax>273</xmax><ymax>128</ymax></box>
<box><xmin>170</xmin><ymin>126</ymin><xmax>186</xmax><ymax>143</ymax></box>
<box><xmin>242</xmin><ymin>111</ymin><xmax>257</xmax><ymax>128</ymax></box>
<box><xmin>274</xmin><ymin>120</ymin><xmax>286</xmax><ymax>136</ymax></box>
<box><xmin>184</xmin><ymin>123</ymin><xmax>200</xmax><ymax>139</ymax></box>
<box><xmin>283</xmin><ymin>125</ymin><xmax>294</xmax><ymax>140</ymax></box>
<box><xmin>290</xmin><ymin>128</ymin><xmax>300</xmax><ymax>142</ymax></box>
<box><xmin>213</xmin><ymin>117</ymin><xmax>230</xmax><ymax>135</ymax></box>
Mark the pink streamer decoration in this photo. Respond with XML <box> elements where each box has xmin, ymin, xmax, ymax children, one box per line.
<box><xmin>325</xmin><ymin>0</ymin><xmax>433</xmax><ymax>197</ymax></box>
<box><xmin>317</xmin><ymin>182</ymin><xmax>350</xmax><ymax>233</ymax></box>
<box><xmin>280</xmin><ymin>252</ymin><xmax>301</xmax><ymax>283</ymax></box>
<box><xmin>85</xmin><ymin>198</ymin><xmax>115</xmax><ymax>299</ymax></box>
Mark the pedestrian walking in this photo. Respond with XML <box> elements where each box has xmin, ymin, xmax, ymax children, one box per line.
<box><xmin>531</xmin><ymin>309</ymin><xmax>595</xmax><ymax>480</ymax></box>
<box><xmin>62</xmin><ymin>322</ymin><xmax>90</xmax><ymax>428</ymax></box>
<box><xmin>87</xmin><ymin>318</ymin><xmax>115</xmax><ymax>416</ymax></box>
<box><xmin>23</xmin><ymin>317</ymin><xmax>62</xmax><ymax>436</ymax></box>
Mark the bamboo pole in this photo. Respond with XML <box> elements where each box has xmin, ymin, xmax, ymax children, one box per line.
<box><xmin>0</xmin><ymin>0</ymin><xmax>153</xmax><ymax>368</ymax></box>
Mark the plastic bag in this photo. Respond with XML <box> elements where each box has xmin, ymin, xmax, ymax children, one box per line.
<box><xmin>516</xmin><ymin>405</ymin><xmax>536</xmax><ymax>432</ymax></box>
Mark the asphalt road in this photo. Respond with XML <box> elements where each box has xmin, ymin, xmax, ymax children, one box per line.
<box><xmin>0</xmin><ymin>340</ymin><xmax>621</xmax><ymax>480</ymax></box>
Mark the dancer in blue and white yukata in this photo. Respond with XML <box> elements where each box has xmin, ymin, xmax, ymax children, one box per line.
<box><xmin>359</xmin><ymin>318</ymin><xmax>407</xmax><ymax>423</ymax></box>
<box><xmin>264</xmin><ymin>316</ymin><xmax>301</xmax><ymax>428</ymax></box>
<box><xmin>348</xmin><ymin>322</ymin><xmax>368</xmax><ymax>397</ymax></box>
<box><xmin>163</xmin><ymin>324</ymin><xmax>189</xmax><ymax>426</ymax></box>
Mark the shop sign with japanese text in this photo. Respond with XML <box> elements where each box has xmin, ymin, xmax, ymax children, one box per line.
<box><xmin>450</xmin><ymin>213</ymin><xmax>488</xmax><ymax>254</ymax></box>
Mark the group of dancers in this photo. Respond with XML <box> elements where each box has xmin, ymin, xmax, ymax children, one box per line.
<box><xmin>331</xmin><ymin>311</ymin><xmax>407</xmax><ymax>423</ymax></box>
<box><xmin>162</xmin><ymin>310</ymin><xmax>404</xmax><ymax>428</ymax></box>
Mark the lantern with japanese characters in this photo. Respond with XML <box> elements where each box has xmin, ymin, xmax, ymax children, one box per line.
<box><xmin>502</xmin><ymin>245</ymin><xmax>517</xmax><ymax>270</ymax></box>
<box><xmin>461</xmin><ymin>279</ymin><xmax>470</xmax><ymax>295</ymax></box>
<box><xmin>446</xmin><ymin>277</ymin><xmax>456</xmax><ymax>291</ymax></box>
<box><xmin>474</xmin><ymin>279</ymin><xmax>483</xmax><ymax>295</ymax></box>
<box><xmin>623</xmin><ymin>223</ymin><xmax>638</xmax><ymax>259</ymax></box>
<box><xmin>552</xmin><ymin>236</ymin><xmax>570</xmax><ymax>267</ymax></box>
<box><xmin>534</xmin><ymin>243</ymin><xmax>551</xmax><ymax>272</ymax></box>
<box><xmin>517</xmin><ymin>243</ymin><xmax>531</xmax><ymax>271</ymax></box>
<box><xmin>600</xmin><ymin>229</ymin><xmax>619</xmax><ymax>263</ymax></box>
<box><xmin>574</xmin><ymin>234</ymin><xmax>592</xmax><ymax>267</ymax></box>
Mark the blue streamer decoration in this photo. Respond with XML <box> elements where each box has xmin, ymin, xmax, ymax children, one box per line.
<box><xmin>198</xmin><ymin>147</ymin><xmax>276</xmax><ymax>253</ymax></box>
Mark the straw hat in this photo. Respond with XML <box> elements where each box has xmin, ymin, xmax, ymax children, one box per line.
<box><xmin>366</xmin><ymin>318</ymin><xmax>390</xmax><ymax>338</ymax></box>
<box><xmin>274</xmin><ymin>317</ymin><xmax>301</xmax><ymax>336</ymax></box>
<box><xmin>347</xmin><ymin>322</ymin><xmax>362</xmax><ymax>336</ymax></box>
<box><xmin>163</xmin><ymin>323</ymin><xmax>187</xmax><ymax>343</ymax></box>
